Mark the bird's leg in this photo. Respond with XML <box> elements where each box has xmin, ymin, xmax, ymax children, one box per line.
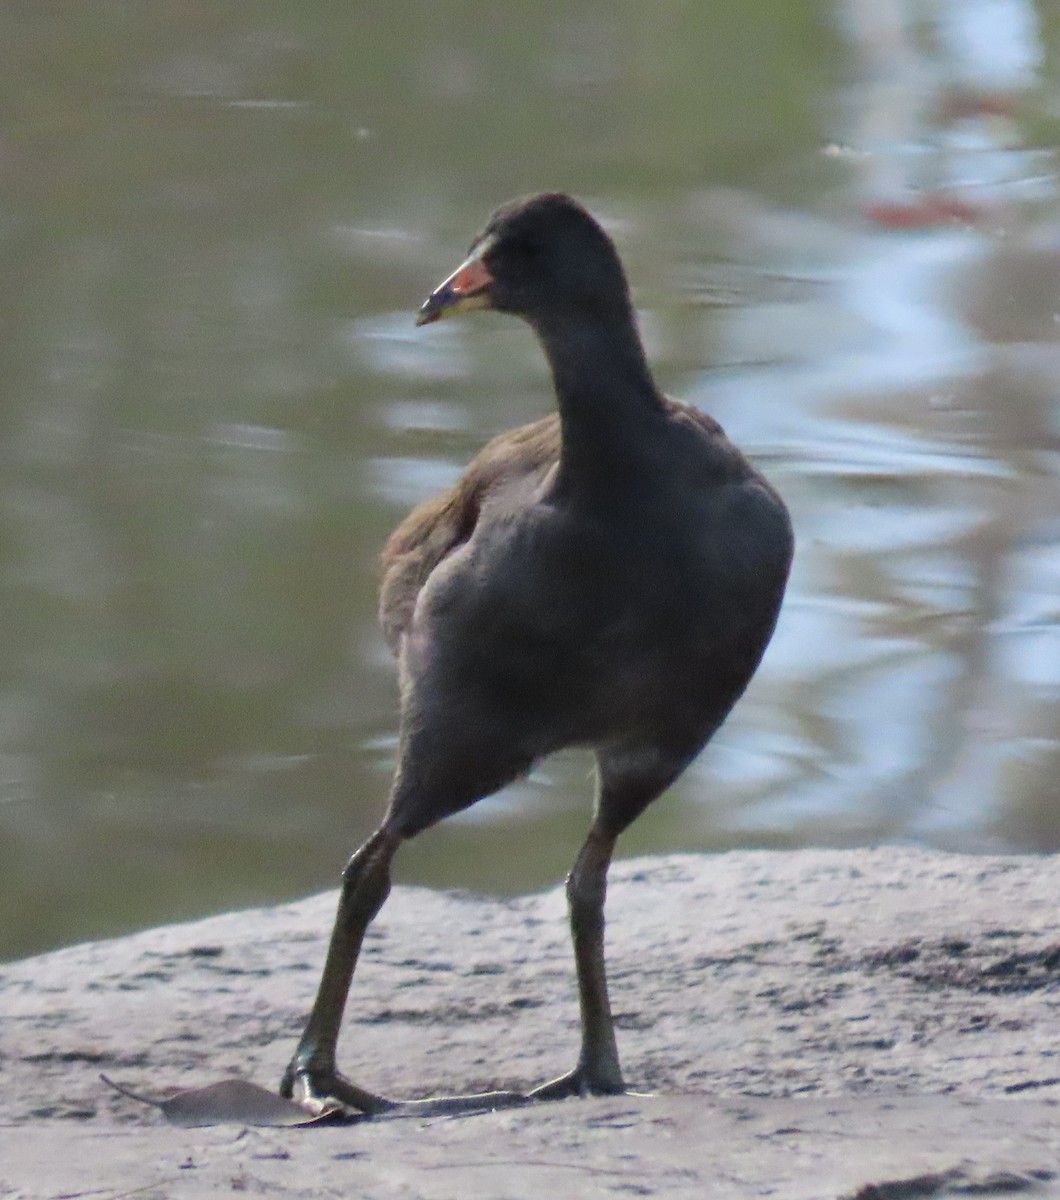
<box><xmin>530</xmin><ymin>821</ymin><xmax>625</xmax><ymax>1100</ymax></box>
<box><xmin>282</xmin><ymin>824</ymin><xmax>529</xmax><ymax>1119</ymax></box>
<box><xmin>281</xmin><ymin>827</ymin><xmax>401</xmax><ymax>1116</ymax></box>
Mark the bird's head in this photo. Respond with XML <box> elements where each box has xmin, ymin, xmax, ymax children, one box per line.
<box><xmin>416</xmin><ymin>193</ymin><xmax>631</xmax><ymax>330</ymax></box>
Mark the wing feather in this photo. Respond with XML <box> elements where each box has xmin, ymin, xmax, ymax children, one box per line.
<box><xmin>378</xmin><ymin>414</ymin><xmax>560</xmax><ymax>652</ymax></box>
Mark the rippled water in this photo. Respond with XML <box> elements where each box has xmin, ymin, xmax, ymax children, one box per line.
<box><xmin>1</xmin><ymin>2</ymin><xmax>1057</xmax><ymax>960</ymax></box>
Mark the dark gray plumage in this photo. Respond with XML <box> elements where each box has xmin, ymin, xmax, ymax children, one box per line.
<box><xmin>282</xmin><ymin>193</ymin><xmax>793</xmax><ymax>1117</ymax></box>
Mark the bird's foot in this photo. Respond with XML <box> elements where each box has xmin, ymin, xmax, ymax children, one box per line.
<box><xmin>281</xmin><ymin>1065</ymin><xmax>394</xmax><ymax>1118</ymax></box>
<box><xmin>282</xmin><ymin>1065</ymin><xmax>529</xmax><ymax>1120</ymax></box>
<box><xmin>528</xmin><ymin>1065</ymin><xmax>627</xmax><ymax>1102</ymax></box>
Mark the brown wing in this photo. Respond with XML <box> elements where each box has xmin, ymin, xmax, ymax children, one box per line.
<box><xmin>378</xmin><ymin>413</ymin><xmax>561</xmax><ymax>654</ymax></box>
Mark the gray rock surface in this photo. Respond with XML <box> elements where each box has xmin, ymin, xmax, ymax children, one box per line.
<box><xmin>1</xmin><ymin>848</ymin><xmax>1058</xmax><ymax>1198</ymax></box>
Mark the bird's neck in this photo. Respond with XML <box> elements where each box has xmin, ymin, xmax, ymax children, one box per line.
<box><xmin>533</xmin><ymin>307</ymin><xmax>664</xmax><ymax>495</ymax></box>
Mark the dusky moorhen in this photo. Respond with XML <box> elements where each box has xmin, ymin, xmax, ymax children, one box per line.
<box><xmin>282</xmin><ymin>193</ymin><xmax>793</xmax><ymax>1117</ymax></box>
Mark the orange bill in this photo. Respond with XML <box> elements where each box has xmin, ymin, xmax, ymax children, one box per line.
<box><xmin>416</xmin><ymin>246</ymin><xmax>495</xmax><ymax>326</ymax></box>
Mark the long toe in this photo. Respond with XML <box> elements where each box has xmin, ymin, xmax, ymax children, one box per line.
<box><xmin>528</xmin><ymin>1067</ymin><xmax>627</xmax><ymax>1102</ymax></box>
<box><xmin>283</xmin><ymin>1065</ymin><xmax>528</xmax><ymax>1120</ymax></box>
<box><xmin>375</xmin><ymin>1089</ymin><xmax>531</xmax><ymax>1119</ymax></box>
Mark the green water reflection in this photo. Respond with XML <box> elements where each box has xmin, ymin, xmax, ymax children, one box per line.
<box><xmin>1</xmin><ymin>2</ymin><xmax>1057</xmax><ymax>959</ymax></box>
